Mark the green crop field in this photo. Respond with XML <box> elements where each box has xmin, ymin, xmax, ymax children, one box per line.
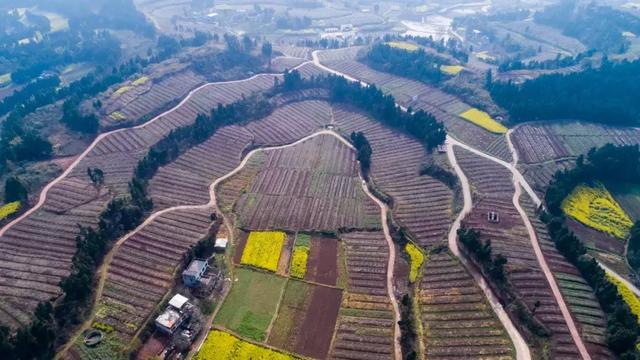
<box><xmin>215</xmin><ymin>268</ymin><xmax>285</xmax><ymax>341</ymax></box>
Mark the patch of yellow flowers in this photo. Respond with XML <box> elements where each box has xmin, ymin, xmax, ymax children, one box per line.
<box><xmin>195</xmin><ymin>330</ymin><xmax>298</xmax><ymax>360</ymax></box>
<box><xmin>405</xmin><ymin>243</ymin><xmax>424</xmax><ymax>283</ymax></box>
<box><xmin>562</xmin><ymin>183</ymin><xmax>633</xmax><ymax>239</ymax></box>
<box><xmin>607</xmin><ymin>274</ymin><xmax>640</xmax><ymax>322</ymax></box>
<box><xmin>459</xmin><ymin>108</ymin><xmax>508</xmax><ymax>134</ymax></box>
<box><xmin>290</xmin><ymin>246</ymin><xmax>309</xmax><ymax>278</ymax></box>
<box><xmin>241</xmin><ymin>231</ymin><xmax>286</xmax><ymax>272</ymax></box>
<box><xmin>386</xmin><ymin>41</ymin><xmax>419</xmax><ymax>51</ymax></box>
<box><xmin>0</xmin><ymin>201</ymin><xmax>21</xmax><ymax>221</ymax></box>
<box><xmin>441</xmin><ymin>65</ymin><xmax>464</xmax><ymax>75</ymax></box>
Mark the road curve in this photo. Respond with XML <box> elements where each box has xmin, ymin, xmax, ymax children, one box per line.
<box><xmin>314</xmin><ymin>50</ymin><xmax>527</xmax><ymax>359</ymax></box>
<box><xmin>0</xmin><ymin>62</ymin><xmax>311</xmax><ymax>239</ymax></box>
<box><xmin>446</xmin><ymin>138</ymin><xmax>531</xmax><ymax>360</ymax></box>
<box><xmin>358</xmin><ymin>174</ymin><xmax>404</xmax><ymax>360</ymax></box>
<box><xmin>59</xmin><ymin>129</ymin><xmax>356</xmax><ymax>356</ymax></box>
<box><xmin>506</xmin><ymin>131</ymin><xmax>591</xmax><ymax>360</ymax></box>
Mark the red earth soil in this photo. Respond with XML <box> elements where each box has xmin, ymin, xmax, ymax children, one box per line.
<box><xmin>305</xmin><ymin>236</ymin><xmax>338</xmax><ymax>286</ymax></box>
<box><xmin>294</xmin><ymin>285</ymin><xmax>343</xmax><ymax>359</ymax></box>
<box><xmin>232</xmin><ymin>231</ymin><xmax>248</xmax><ymax>264</ymax></box>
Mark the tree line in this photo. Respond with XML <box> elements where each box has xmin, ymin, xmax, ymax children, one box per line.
<box><xmin>489</xmin><ymin>58</ymin><xmax>640</xmax><ymax>126</ymax></box>
<box><xmin>497</xmin><ymin>50</ymin><xmax>594</xmax><ymax>72</ymax></box>
<box><xmin>382</xmin><ymin>34</ymin><xmax>469</xmax><ymax>63</ymax></box>
<box><xmin>545</xmin><ymin>144</ymin><xmax>640</xmax><ymax>216</ymax></box>
<box><xmin>541</xmin><ymin>144</ymin><xmax>640</xmax><ymax>357</ymax></box>
<box><xmin>458</xmin><ymin>227</ymin><xmax>551</xmax><ymax>340</ymax></box>
<box><xmin>350</xmin><ymin>131</ymin><xmax>372</xmax><ymax>179</ymax></box>
<box><xmin>535</xmin><ymin>2</ymin><xmax>640</xmax><ymax>54</ymax></box>
<box><xmin>279</xmin><ymin>70</ymin><xmax>447</xmax><ymax>152</ymax></box>
<box><xmin>363</xmin><ymin>43</ymin><xmax>450</xmax><ymax>85</ymax></box>
<box><xmin>0</xmin><ymin>85</ymin><xmax>276</xmax><ymax>359</ymax></box>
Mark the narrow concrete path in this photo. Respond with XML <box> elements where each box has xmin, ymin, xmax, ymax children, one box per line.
<box><xmin>0</xmin><ymin>62</ymin><xmax>311</xmax><ymax>238</ymax></box>
<box><xmin>314</xmin><ymin>50</ymin><xmax>529</xmax><ymax>359</ymax></box>
<box><xmin>184</xmin><ymin>129</ymin><xmax>402</xmax><ymax>359</ymax></box>
<box><xmin>359</xmin><ymin>176</ymin><xmax>403</xmax><ymax>360</ymax></box>
<box><xmin>505</xmin><ymin>131</ymin><xmax>590</xmax><ymax>360</ymax></box>
<box><xmin>446</xmin><ymin>138</ymin><xmax>531</xmax><ymax>360</ymax></box>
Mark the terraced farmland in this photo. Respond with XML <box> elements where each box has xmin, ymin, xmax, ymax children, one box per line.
<box><xmin>454</xmin><ymin>146</ymin><xmax>583</xmax><ymax>358</ymax></box>
<box><xmin>334</xmin><ymin>107</ymin><xmax>453</xmax><ymax>247</ymax></box>
<box><xmin>67</xmin><ymin>208</ymin><xmax>212</xmax><ymax>357</ymax></box>
<box><xmin>316</xmin><ymin>47</ymin><xmax>511</xmax><ymax>161</ymax></box>
<box><xmin>523</xmin><ymin>199</ymin><xmax>613</xmax><ymax>359</ymax></box>
<box><xmin>88</xmin><ymin>60</ymin><xmax>206</xmax><ymax>128</ymax></box>
<box><xmin>220</xmin><ymin>134</ymin><xmax>381</xmax><ymax>232</ymax></box>
<box><xmin>331</xmin><ymin>231</ymin><xmax>396</xmax><ymax>360</ymax></box>
<box><xmin>149</xmin><ymin>100</ymin><xmax>332</xmax><ymax>210</ymax></box>
<box><xmin>419</xmin><ymin>251</ymin><xmax>514</xmax><ymax>359</ymax></box>
<box><xmin>268</xmin><ymin>280</ymin><xmax>342</xmax><ymax>359</ymax></box>
<box><xmin>0</xmin><ymin>74</ymin><xmax>278</xmax><ymax>328</ymax></box>
<box><xmin>512</xmin><ymin>122</ymin><xmax>640</xmax><ymax>164</ymax></box>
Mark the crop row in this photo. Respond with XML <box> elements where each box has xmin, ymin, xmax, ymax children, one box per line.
<box><xmin>316</xmin><ymin>48</ymin><xmax>506</xmax><ymax>159</ymax></box>
<box><xmin>419</xmin><ymin>251</ymin><xmax>514</xmax><ymax>359</ymax></box>
<box><xmin>332</xmin><ymin>231</ymin><xmax>395</xmax><ymax>359</ymax></box>
<box><xmin>334</xmin><ymin>107</ymin><xmax>452</xmax><ymax>247</ymax></box>
<box><xmin>455</xmin><ymin>146</ymin><xmax>584</xmax><ymax>358</ymax></box>
<box><xmin>0</xmin><ymin>74</ymin><xmax>278</xmax><ymax>327</ymax></box>
<box><xmin>512</xmin><ymin>122</ymin><xmax>640</xmax><ymax>164</ymax></box>
<box><xmin>523</xmin><ymin>199</ymin><xmax>613</xmax><ymax>358</ymax></box>
<box><xmin>229</xmin><ymin>135</ymin><xmax>380</xmax><ymax>232</ymax></box>
<box><xmin>148</xmin><ymin>100</ymin><xmax>333</xmax><ymax>210</ymax></box>
<box><xmin>92</xmin><ymin>208</ymin><xmax>212</xmax><ymax>345</ymax></box>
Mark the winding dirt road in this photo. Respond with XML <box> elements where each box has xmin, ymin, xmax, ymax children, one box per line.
<box><xmin>314</xmin><ymin>51</ymin><xmax>530</xmax><ymax>359</ymax></box>
<box><xmin>446</xmin><ymin>138</ymin><xmax>531</xmax><ymax>360</ymax></box>
<box><xmin>505</xmin><ymin>131</ymin><xmax>591</xmax><ymax>359</ymax></box>
<box><xmin>0</xmin><ymin>63</ymin><xmax>311</xmax><ymax>238</ymax></box>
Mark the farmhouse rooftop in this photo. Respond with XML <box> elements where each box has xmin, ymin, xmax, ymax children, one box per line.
<box><xmin>183</xmin><ymin>260</ymin><xmax>208</xmax><ymax>277</ymax></box>
<box><xmin>169</xmin><ymin>293</ymin><xmax>189</xmax><ymax>310</ymax></box>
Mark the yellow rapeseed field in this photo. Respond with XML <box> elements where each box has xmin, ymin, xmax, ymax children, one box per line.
<box><xmin>114</xmin><ymin>86</ymin><xmax>132</xmax><ymax>96</ymax></box>
<box><xmin>441</xmin><ymin>65</ymin><xmax>464</xmax><ymax>75</ymax></box>
<box><xmin>241</xmin><ymin>231</ymin><xmax>286</xmax><ymax>272</ymax></box>
<box><xmin>290</xmin><ymin>246</ymin><xmax>309</xmax><ymax>278</ymax></box>
<box><xmin>562</xmin><ymin>183</ymin><xmax>633</xmax><ymax>239</ymax></box>
<box><xmin>386</xmin><ymin>41</ymin><xmax>419</xmax><ymax>51</ymax></box>
<box><xmin>406</xmin><ymin>243</ymin><xmax>424</xmax><ymax>283</ymax></box>
<box><xmin>0</xmin><ymin>201</ymin><xmax>21</xmax><ymax>221</ymax></box>
<box><xmin>195</xmin><ymin>330</ymin><xmax>298</xmax><ymax>360</ymax></box>
<box><xmin>607</xmin><ymin>274</ymin><xmax>640</xmax><ymax>322</ymax></box>
<box><xmin>459</xmin><ymin>108</ymin><xmax>508</xmax><ymax>134</ymax></box>
<box><xmin>132</xmin><ymin>76</ymin><xmax>150</xmax><ymax>86</ymax></box>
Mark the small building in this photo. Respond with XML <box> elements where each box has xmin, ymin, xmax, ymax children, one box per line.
<box><xmin>437</xmin><ymin>145</ymin><xmax>447</xmax><ymax>153</ymax></box>
<box><xmin>214</xmin><ymin>237</ymin><xmax>228</xmax><ymax>251</ymax></box>
<box><xmin>182</xmin><ymin>260</ymin><xmax>208</xmax><ymax>288</ymax></box>
<box><xmin>487</xmin><ymin>211</ymin><xmax>500</xmax><ymax>223</ymax></box>
<box><xmin>340</xmin><ymin>24</ymin><xmax>353</xmax><ymax>32</ymax></box>
<box><xmin>155</xmin><ymin>294</ymin><xmax>191</xmax><ymax>335</ymax></box>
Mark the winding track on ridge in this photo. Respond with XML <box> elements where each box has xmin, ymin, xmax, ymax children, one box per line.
<box><xmin>0</xmin><ymin>62</ymin><xmax>309</xmax><ymax>239</ymax></box>
<box><xmin>58</xmin><ymin>128</ymin><xmax>403</xmax><ymax>358</ymax></box>
<box><xmin>313</xmin><ymin>49</ymin><xmax>601</xmax><ymax>359</ymax></box>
